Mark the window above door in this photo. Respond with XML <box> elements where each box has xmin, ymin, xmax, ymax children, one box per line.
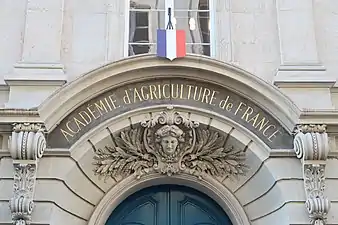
<box><xmin>125</xmin><ymin>0</ymin><xmax>215</xmax><ymax>58</ymax></box>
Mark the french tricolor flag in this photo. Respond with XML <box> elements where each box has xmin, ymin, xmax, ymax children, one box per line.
<box><xmin>157</xmin><ymin>29</ymin><xmax>186</xmax><ymax>61</ymax></box>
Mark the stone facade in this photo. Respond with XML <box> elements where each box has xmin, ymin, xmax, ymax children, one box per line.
<box><xmin>0</xmin><ymin>1</ymin><xmax>338</xmax><ymax>225</ymax></box>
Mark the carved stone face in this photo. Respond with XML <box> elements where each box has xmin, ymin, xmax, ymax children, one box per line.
<box><xmin>160</xmin><ymin>135</ymin><xmax>178</xmax><ymax>155</ymax></box>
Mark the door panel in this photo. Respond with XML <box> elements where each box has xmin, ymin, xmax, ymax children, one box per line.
<box><xmin>106</xmin><ymin>185</ymin><xmax>232</xmax><ymax>225</ymax></box>
<box><xmin>105</xmin><ymin>186</ymin><xmax>169</xmax><ymax>225</ymax></box>
<box><xmin>170</xmin><ymin>187</ymin><xmax>232</xmax><ymax>225</ymax></box>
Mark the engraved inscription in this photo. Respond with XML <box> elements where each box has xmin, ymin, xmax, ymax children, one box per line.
<box><xmin>47</xmin><ymin>79</ymin><xmax>293</xmax><ymax>149</ymax></box>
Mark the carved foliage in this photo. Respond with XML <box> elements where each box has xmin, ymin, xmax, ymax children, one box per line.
<box><xmin>294</xmin><ymin>124</ymin><xmax>326</xmax><ymax>134</ymax></box>
<box><xmin>9</xmin><ymin>162</ymin><xmax>36</xmax><ymax>223</ymax></box>
<box><xmin>12</xmin><ymin>123</ymin><xmax>44</xmax><ymax>133</ymax></box>
<box><xmin>293</xmin><ymin>126</ymin><xmax>331</xmax><ymax>225</ymax></box>
<box><xmin>9</xmin><ymin>123</ymin><xmax>46</xmax><ymax>225</ymax></box>
<box><xmin>181</xmin><ymin>129</ymin><xmax>247</xmax><ymax>179</ymax></box>
<box><xmin>93</xmin><ymin>128</ymin><xmax>155</xmax><ymax>180</ymax></box>
<box><xmin>93</xmin><ymin>108</ymin><xmax>249</xmax><ymax>181</ymax></box>
<box><xmin>304</xmin><ymin>164</ymin><xmax>330</xmax><ymax>224</ymax></box>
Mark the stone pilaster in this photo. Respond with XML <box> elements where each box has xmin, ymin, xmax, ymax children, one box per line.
<box><xmin>8</xmin><ymin>123</ymin><xmax>46</xmax><ymax>225</ymax></box>
<box><xmin>274</xmin><ymin>0</ymin><xmax>335</xmax><ymax>110</ymax></box>
<box><xmin>4</xmin><ymin>0</ymin><xmax>66</xmax><ymax>108</ymax></box>
<box><xmin>293</xmin><ymin>124</ymin><xmax>331</xmax><ymax>225</ymax></box>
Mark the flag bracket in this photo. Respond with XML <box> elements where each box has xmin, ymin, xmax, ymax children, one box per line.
<box><xmin>166</xmin><ymin>7</ymin><xmax>174</xmax><ymax>30</ymax></box>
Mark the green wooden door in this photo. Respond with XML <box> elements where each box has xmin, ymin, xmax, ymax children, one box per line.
<box><xmin>105</xmin><ymin>185</ymin><xmax>233</xmax><ymax>225</ymax></box>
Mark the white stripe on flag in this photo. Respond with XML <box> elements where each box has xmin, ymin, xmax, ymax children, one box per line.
<box><xmin>166</xmin><ymin>30</ymin><xmax>176</xmax><ymax>61</ymax></box>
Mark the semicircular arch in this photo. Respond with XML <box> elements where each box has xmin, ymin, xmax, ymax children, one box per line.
<box><xmin>35</xmin><ymin>55</ymin><xmax>300</xmax><ymax>225</ymax></box>
<box><xmin>58</xmin><ymin>106</ymin><xmax>295</xmax><ymax>225</ymax></box>
<box><xmin>87</xmin><ymin>173</ymin><xmax>251</xmax><ymax>225</ymax></box>
<box><xmin>38</xmin><ymin>54</ymin><xmax>300</xmax><ymax>135</ymax></box>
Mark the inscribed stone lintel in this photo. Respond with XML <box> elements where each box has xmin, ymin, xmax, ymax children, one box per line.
<box><xmin>47</xmin><ymin>79</ymin><xmax>294</xmax><ymax>149</ymax></box>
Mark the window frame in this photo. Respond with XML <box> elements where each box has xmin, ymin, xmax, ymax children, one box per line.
<box><xmin>124</xmin><ymin>0</ymin><xmax>216</xmax><ymax>58</ymax></box>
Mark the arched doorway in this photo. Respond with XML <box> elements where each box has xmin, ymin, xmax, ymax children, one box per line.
<box><xmin>37</xmin><ymin>55</ymin><xmax>300</xmax><ymax>225</ymax></box>
<box><xmin>105</xmin><ymin>184</ymin><xmax>233</xmax><ymax>225</ymax></box>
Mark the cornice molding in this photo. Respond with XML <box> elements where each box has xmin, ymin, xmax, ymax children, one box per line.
<box><xmin>0</xmin><ymin>109</ymin><xmax>41</xmax><ymax>124</ymax></box>
<box><xmin>274</xmin><ymin>64</ymin><xmax>337</xmax><ymax>88</ymax></box>
<box><xmin>299</xmin><ymin>110</ymin><xmax>338</xmax><ymax>125</ymax></box>
<box><xmin>37</xmin><ymin>54</ymin><xmax>301</xmax><ymax>132</ymax></box>
<box><xmin>0</xmin><ymin>109</ymin><xmax>39</xmax><ymax>116</ymax></box>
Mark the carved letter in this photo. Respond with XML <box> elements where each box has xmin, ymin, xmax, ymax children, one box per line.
<box><xmin>60</xmin><ymin>128</ymin><xmax>74</xmax><ymax>142</ymax></box>
<box><xmin>162</xmin><ymin>84</ymin><xmax>170</xmax><ymax>99</ymax></box>
<box><xmin>78</xmin><ymin>111</ymin><xmax>92</xmax><ymax>125</ymax></box>
<box><xmin>241</xmin><ymin>106</ymin><xmax>254</xmax><ymax>122</ymax></box>
<box><xmin>201</xmin><ymin>88</ymin><xmax>211</xmax><ymax>104</ymax></box>
<box><xmin>107</xmin><ymin>95</ymin><xmax>120</xmax><ymax>109</ymax></box>
<box><xmin>133</xmin><ymin>88</ymin><xmax>143</xmax><ymax>102</ymax></box>
<box><xmin>171</xmin><ymin>84</ymin><xmax>179</xmax><ymax>99</ymax></box>
<box><xmin>123</xmin><ymin>90</ymin><xmax>132</xmax><ymax>104</ymax></box>
<box><xmin>87</xmin><ymin>104</ymin><xmax>100</xmax><ymax>120</ymax></box>
<box><xmin>95</xmin><ymin>100</ymin><xmax>109</xmax><ymax>115</ymax></box>
<box><xmin>149</xmin><ymin>85</ymin><xmax>158</xmax><ymax>100</ymax></box>
<box><xmin>209</xmin><ymin>90</ymin><xmax>218</xmax><ymax>105</ymax></box>
<box><xmin>140</xmin><ymin>86</ymin><xmax>150</xmax><ymax>100</ymax></box>
<box><xmin>234</xmin><ymin>102</ymin><xmax>246</xmax><ymax>115</ymax></box>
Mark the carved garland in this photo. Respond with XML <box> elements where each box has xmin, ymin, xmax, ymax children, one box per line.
<box><xmin>93</xmin><ymin>107</ymin><xmax>249</xmax><ymax>181</ymax></box>
<box><xmin>9</xmin><ymin>123</ymin><xmax>46</xmax><ymax>225</ymax></box>
<box><xmin>293</xmin><ymin>124</ymin><xmax>331</xmax><ymax>225</ymax></box>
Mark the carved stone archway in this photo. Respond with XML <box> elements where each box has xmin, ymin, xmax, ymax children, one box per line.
<box><xmin>38</xmin><ymin>54</ymin><xmax>300</xmax><ymax>132</ymax></box>
<box><xmin>31</xmin><ymin>55</ymin><xmax>311</xmax><ymax>225</ymax></box>
<box><xmin>88</xmin><ymin>107</ymin><xmax>251</xmax><ymax>225</ymax></box>
<box><xmin>88</xmin><ymin>173</ymin><xmax>251</xmax><ymax>225</ymax></box>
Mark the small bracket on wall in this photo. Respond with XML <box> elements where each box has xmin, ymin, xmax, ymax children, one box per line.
<box><xmin>8</xmin><ymin>123</ymin><xmax>46</xmax><ymax>225</ymax></box>
<box><xmin>293</xmin><ymin>124</ymin><xmax>331</xmax><ymax>225</ymax></box>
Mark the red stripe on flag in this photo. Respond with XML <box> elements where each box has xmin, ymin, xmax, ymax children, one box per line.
<box><xmin>176</xmin><ymin>30</ymin><xmax>186</xmax><ymax>58</ymax></box>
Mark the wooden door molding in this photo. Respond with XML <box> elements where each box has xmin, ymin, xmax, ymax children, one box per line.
<box><xmin>88</xmin><ymin>173</ymin><xmax>251</xmax><ymax>225</ymax></box>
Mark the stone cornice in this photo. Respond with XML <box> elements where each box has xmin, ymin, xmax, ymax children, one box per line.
<box><xmin>0</xmin><ymin>108</ymin><xmax>39</xmax><ymax>116</ymax></box>
<box><xmin>0</xmin><ymin>109</ymin><xmax>41</xmax><ymax>124</ymax></box>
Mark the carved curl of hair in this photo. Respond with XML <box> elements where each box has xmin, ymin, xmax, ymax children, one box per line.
<box><xmin>155</xmin><ymin>125</ymin><xmax>184</xmax><ymax>143</ymax></box>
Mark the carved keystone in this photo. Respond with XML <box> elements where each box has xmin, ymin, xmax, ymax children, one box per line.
<box><xmin>293</xmin><ymin>124</ymin><xmax>331</xmax><ymax>225</ymax></box>
<box><xmin>8</xmin><ymin>123</ymin><xmax>46</xmax><ymax>225</ymax></box>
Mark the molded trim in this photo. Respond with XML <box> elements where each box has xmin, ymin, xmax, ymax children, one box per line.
<box><xmin>87</xmin><ymin>173</ymin><xmax>252</xmax><ymax>225</ymax></box>
<box><xmin>38</xmin><ymin>54</ymin><xmax>300</xmax><ymax>132</ymax></box>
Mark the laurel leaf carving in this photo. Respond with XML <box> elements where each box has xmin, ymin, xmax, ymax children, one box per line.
<box><xmin>93</xmin><ymin>128</ymin><xmax>156</xmax><ymax>181</ymax></box>
<box><xmin>92</xmin><ymin>108</ymin><xmax>249</xmax><ymax>181</ymax></box>
<box><xmin>182</xmin><ymin>129</ymin><xmax>248</xmax><ymax>179</ymax></box>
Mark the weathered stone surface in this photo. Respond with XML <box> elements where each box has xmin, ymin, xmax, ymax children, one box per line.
<box><xmin>47</xmin><ymin>78</ymin><xmax>293</xmax><ymax>149</ymax></box>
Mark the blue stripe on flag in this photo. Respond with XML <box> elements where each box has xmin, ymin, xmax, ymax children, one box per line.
<box><xmin>157</xmin><ymin>30</ymin><xmax>166</xmax><ymax>57</ymax></box>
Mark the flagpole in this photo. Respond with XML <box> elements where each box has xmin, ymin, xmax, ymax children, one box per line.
<box><xmin>157</xmin><ymin>0</ymin><xmax>186</xmax><ymax>60</ymax></box>
<box><xmin>165</xmin><ymin>0</ymin><xmax>174</xmax><ymax>29</ymax></box>
<box><xmin>166</xmin><ymin>8</ymin><xmax>174</xmax><ymax>30</ymax></box>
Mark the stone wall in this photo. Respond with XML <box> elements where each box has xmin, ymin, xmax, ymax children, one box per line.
<box><xmin>0</xmin><ymin>0</ymin><xmax>337</xmax><ymax>109</ymax></box>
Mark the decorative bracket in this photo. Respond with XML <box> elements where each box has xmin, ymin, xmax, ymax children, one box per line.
<box><xmin>293</xmin><ymin>124</ymin><xmax>331</xmax><ymax>225</ymax></box>
<box><xmin>8</xmin><ymin>123</ymin><xmax>46</xmax><ymax>225</ymax></box>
